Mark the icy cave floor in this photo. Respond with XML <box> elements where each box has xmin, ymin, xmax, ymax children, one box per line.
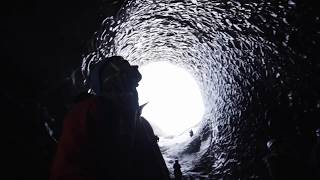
<box><xmin>159</xmin><ymin>123</ymin><xmax>211</xmax><ymax>179</ymax></box>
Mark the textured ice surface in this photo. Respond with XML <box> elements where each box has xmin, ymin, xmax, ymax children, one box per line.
<box><xmin>82</xmin><ymin>0</ymin><xmax>319</xmax><ymax>178</ymax></box>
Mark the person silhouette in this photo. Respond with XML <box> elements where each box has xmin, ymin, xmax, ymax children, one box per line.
<box><xmin>173</xmin><ymin>159</ymin><xmax>182</xmax><ymax>180</ymax></box>
<box><xmin>189</xmin><ymin>129</ymin><xmax>194</xmax><ymax>137</ymax></box>
<box><xmin>50</xmin><ymin>56</ymin><xmax>170</xmax><ymax>180</ymax></box>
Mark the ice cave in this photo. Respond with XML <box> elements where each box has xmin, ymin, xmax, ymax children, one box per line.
<box><xmin>3</xmin><ymin>0</ymin><xmax>319</xmax><ymax>179</ymax></box>
<box><xmin>79</xmin><ymin>0</ymin><xmax>320</xmax><ymax>178</ymax></box>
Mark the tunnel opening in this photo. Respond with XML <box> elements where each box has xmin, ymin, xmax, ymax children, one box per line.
<box><xmin>137</xmin><ymin>61</ymin><xmax>205</xmax><ymax>137</ymax></box>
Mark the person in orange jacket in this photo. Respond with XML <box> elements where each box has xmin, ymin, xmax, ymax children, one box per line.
<box><xmin>50</xmin><ymin>56</ymin><xmax>170</xmax><ymax>180</ymax></box>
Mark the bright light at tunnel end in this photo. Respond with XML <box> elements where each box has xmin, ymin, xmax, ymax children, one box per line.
<box><xmin>137</xmin><ymin>61</ymin><xmax>205</xmax><ymax>137</ymax></box>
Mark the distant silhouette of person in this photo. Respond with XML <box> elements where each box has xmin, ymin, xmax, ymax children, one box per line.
<box><xmin>50</xmin><ymin>56</ymin><xmax>170</xmax><ymax>180</ymax></box>
<box><xmin>173</xmin><ymin>160</ymin><xmax>182</xmax><ymax>180</ymax></box>
<box><xmin>189</xmin><ymin>129</ymin><xmax>193</xmax><ymax>137</ymax></box>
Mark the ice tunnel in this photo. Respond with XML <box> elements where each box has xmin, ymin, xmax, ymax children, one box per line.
<box><xmin>80</xmin><ymin>0</ymin><xmax>319</xmax><ymax>179</ymax></box>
